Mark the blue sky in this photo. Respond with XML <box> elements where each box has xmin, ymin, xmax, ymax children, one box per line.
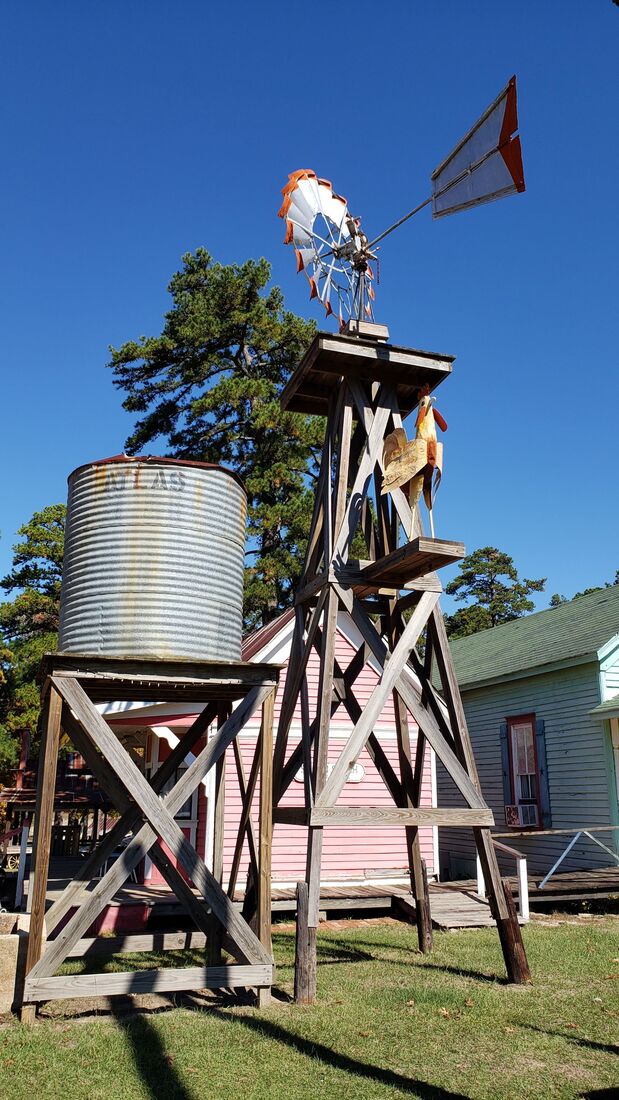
<box><xmin>1</xmin><ymin>1</ymin><xmax>617</xmax><ymax>609</ymax></box>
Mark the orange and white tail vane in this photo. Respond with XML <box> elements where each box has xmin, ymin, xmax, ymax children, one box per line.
<box><xmin>278</xmin><ymin>169</ymin><xmax>375</xmax><ymax>327</ymax></box>
<box><xmin>430</xmin><ymin>76</ymin><xmax>525</xmax><ymax>218</ymax></box>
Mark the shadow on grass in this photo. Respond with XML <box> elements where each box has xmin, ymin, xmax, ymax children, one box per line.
<box><xmin>518</xmin><ymin>1022</ymin><xmax>619</xmax><ymax>1057</ymax></box>
<box><xmin>111</xmin><ymin>1001</ymin><xmax>196</xmax><ymax>1100</ymax></box>
<box><xmin>272</xmin><ymin>933</ymin><xmax>376</xmax><ymax>966</ymax></box>
<box><xmin>407</xmin><ymin>961</ymin><xmax>508</xmax><ymax>985</ymax></box>
<box><xmin>210</xmin><ymin>1007</ymin><xmax>471</xmax><ymax>1099</ymax></box>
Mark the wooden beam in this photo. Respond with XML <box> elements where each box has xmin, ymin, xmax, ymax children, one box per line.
<box><xmin>68</xmin><ymin>931</ymin><xmax>208</xmax><ymax>958</ymax></box>
<box><xmin>309</xmin><ymin>807</ymin><xmax>494</xmax><ymax>827</ymax></box>
<box><xmin>272</xmin><ymin>594</ymin><xmax>326</xmax><ymax>801</ymax></box>
<box><xmin>294</xmin><ymin>881</ymin><xmax>315</xmax><ymax>1004</ymax></box>
<box><xmin>305</xmin><ymin>587</ymin><xmax>339</xmax><ymax>924</ymax></box>
<box><xmin>257</xmin><ymin>692</ymin><xmax>275</xmax><ymax>1005</ymax></box>
<box><xmin>428</xmin><ymin>608</ymin><xmax>512</xmax><ymax>928</ymax></box>
<box><xmin>24</xmin><ymin>964</ymin><xmax>274</xmax><ymax>1002</ymax></box>
<box><xmin>332</xmin><ymin>388</ymin><xmax>354</xmax><ymax>551</ymax></box>
<box><xmin>332</xmin><ymin>394</ymin><xmax>392</xmax><ymax>562</ymax></box>
<box><xmin>228</xmin><ymin>734</ymin><xmax>261</xmax><ymax>900</ymax></box>
<box><xmin>21</xmin><ymin>684</ymin><xmax>62</xmax><ymax>1018</ymax></box>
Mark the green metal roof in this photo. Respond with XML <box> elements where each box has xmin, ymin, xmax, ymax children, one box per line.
<box><xmin>448</xmin><ymin>585</ymin><xmax>619</xmax><ymax>689</ymax></box>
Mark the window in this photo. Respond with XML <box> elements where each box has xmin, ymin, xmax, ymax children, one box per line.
<box><xmin>501</xmin><ymin>713</ymin><xmax>544</xmax><ymax>828</ymax></box>
<box><xmin>160</xmin><ymin>765</ymin><xmax>196</xmax><ymax>821</ymax></box>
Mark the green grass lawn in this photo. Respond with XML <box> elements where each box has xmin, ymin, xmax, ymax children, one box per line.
<box><xmin>1</xmin><ymin>918</ymin><xmax>618</xmax><ymax>1100</ymax></box>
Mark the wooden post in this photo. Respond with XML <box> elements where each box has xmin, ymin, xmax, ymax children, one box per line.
<box><xmin>15</xmin><ymin>819</ymin><xmax>30</xmax><ymax>911</ymax></box>
<box><xmin>256</xmin><ymin>692</ymin><xmax>274</xmax><ymax>1007</ymax></box>
<box><xmin>496</xmin><ymin>879</ymin><xmax>531</xmax><ymax>984</ymax></box>
<box><xmin>392</xmin><ymin>695</ymin><xmax>433</xmax><ymax>953</ymax></box>
<box><xmin>20</xmin><ymin>686</ymin><xmax>62</xmax><ymax>1021</ymax></box>
<box><xmin>414</xmin><ymin>859</ymin><xmax>433</xmax><ymax>954</ymax></box>
<box><xmin>294</xmin><ymin>881</ymin><xmax>316</xmax><ymax>1004</ymax></box>
<box><xmin>428</xmin><ymin>606</ymin><xmax>530</xmax><ymax>981</ymax></box>
<box><xmin>207</xmin><ymin>713</ymin><xmax>227</xmax><ymax>969</ymax></box>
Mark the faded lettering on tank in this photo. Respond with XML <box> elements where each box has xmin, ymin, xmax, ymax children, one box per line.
<box><xmin>104</xmin><ymin>465</ymin><xmax>186</xmax><ymax>491</ymax></box>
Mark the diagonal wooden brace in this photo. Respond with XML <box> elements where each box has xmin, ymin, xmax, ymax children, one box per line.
<box><xmin>56</xmin><ymin>677</ymin><xmax>273</xmax><ymax>960</ymax></box>
<box><xmin>27</xmin><ymin>680</ymin><xmax>274</xmax><ymax>982</ymax></box>
<box><xmin>60</xmin><ymin>706</ymin><xmax>220</xmax><ymax>941</ymax></box>
<box><xmin>334</xmin><ymin>584</ymin><xmax>488</xmax><ymax>811</ymax></box>
<box><xmin>45</xmin><ymin>701</ymin><xmax>218</xmax><ymax>936</ymax></box>
<box><xmin>315</xmin><ymin>591</ymin><xmax>440</xmax><ymax>807</ymax></box>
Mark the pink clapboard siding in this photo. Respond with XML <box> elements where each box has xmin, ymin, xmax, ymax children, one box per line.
<box><xmin>143</xmin><ymin>612</ymin><xmax>436</xmax><ymax>887</ymax></box>
<box><xmin>222</xmin><ymin>614</ymin><xmax>435</xmax><ymax>884</ymax></box>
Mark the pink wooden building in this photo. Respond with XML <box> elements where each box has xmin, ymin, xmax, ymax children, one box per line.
<box><xmin>104</xmin><ymin>610</ymin><xmax>438</xmax><ymax>892</ymax></box>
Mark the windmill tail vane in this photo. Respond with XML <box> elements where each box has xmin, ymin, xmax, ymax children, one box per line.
<box><xmin>279</xmin><ymin>76</ymin><xmax>525</xmax><ymax>327</ymax></box>
<box><xmin>430</xmin><ymin>75</ymin><xmax>525</xmax><ymax>219</ymax></box>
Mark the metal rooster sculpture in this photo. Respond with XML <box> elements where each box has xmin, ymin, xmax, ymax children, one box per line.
<box><xmin>382</xmin><ymin>384</ymin><xmax>448</xmax><ymax>538</ymax></box>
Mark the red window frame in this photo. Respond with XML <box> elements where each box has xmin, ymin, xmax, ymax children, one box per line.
<box><xmin>505</xmin><ymin>713</ymin><xmax>543</xmax><ymax>830</ymax></box>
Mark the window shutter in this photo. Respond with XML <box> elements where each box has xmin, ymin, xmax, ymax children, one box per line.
<box><xmin>499</xmin><ymin>721</ymin><xmax>512</xmax><ymax>805</ymax></box>
<box><xmin>535</xmin><ymin>718</ymin><xmax>552</xmax><ymax>828</ymax></box>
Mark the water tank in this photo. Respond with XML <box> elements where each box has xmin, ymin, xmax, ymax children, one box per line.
<box><xmin>58</xmin><ymin>455</ymin><xmax>247</xmax><ymax>661</ymax></box>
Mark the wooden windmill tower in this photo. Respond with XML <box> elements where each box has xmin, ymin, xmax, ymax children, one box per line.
<box><xmin>272</xmin><ymin>326</ymin><xmax>530</xmax><ymax>1000</ymax></box>
<box><xmin>276</xmin><ymin>78</ymin><xmax>529</xmax><ymax>1000</ymax></box>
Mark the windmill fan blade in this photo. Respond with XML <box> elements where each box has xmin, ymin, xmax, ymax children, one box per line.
<box><xmin>431</xmin><ymin>76</ymin><xmax>525</xmax><ymax>219</ymax></box>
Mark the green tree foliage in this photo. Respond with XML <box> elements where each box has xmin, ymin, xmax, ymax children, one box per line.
<box><xmin>107</xmin><ymin>248</ymin><xmax>321</xmax><ymax>630</ymax></box>
<box><xmin>0</xmin><ymin>504</ymin><xmax>65</xmax><ymax>777</ymax></box>
<box><xmin>445</xmin><ymin>547</ymin><xmax>546</xmax><ymax>639</ymax></box>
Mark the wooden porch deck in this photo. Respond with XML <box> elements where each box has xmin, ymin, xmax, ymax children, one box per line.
<box><xmin>457</xmin><ymin>864</ymin><xmax>619</xmax><ymax>906</ymax></box>
<box><xmin>31</xmin><ymin>859</ymin><xmax>619</xmax><ymax>937</ymax></box>
<box><xmin>35</xmin><ymin>861</ymin><xmax>497</xmax><ymax>931</ymax></box>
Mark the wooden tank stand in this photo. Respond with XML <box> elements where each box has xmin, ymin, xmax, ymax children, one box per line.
<box><xmin>274</xmin><ymin>331</ymin><xmax>530</xmax><ymax>1000</ymax></box>
<box><xmin>20</xmin><ymin>652</ymin><xmax>279</xmax><ymax>1021</ymax></box>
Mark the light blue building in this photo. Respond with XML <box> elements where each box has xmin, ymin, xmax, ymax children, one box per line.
<box><xmin>437</xmin><ymin>586</ymin><xmax>619</xmax><ymax>880</ymax></box>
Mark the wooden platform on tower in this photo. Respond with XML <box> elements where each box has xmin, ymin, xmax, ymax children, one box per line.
<box><xmin>19</xmin><ymin>652</ymin><xmax>279</xmax><ymax>1019</ymax></box>
<box><xmin>274</xmin><ymin>329</ymin><xmax>530</xmax><ymax>1002</ymax></box>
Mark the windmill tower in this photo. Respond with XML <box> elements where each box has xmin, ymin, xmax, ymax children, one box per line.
<box><xmin>276</xmin><ymin>78</ymin><xmax>529</xmax><ymax>1000</ymax></box>
<box><xmin>272</xmin><ymin>325</ymin><xmax>530</xmax><ymax>1000</ymax></box>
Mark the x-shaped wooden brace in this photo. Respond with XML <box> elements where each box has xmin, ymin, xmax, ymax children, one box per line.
<box><xmin>333</xmin><ymin>583</ymin><xmax>489</xmax><ymax>813</ymax></box>
<box><xmin>276</xmin><ymin>616</ymin><xmax>405</xmax><ymax>807</ymax></box>
<box><xmin>313</xmin><ymin>589</ymin><xmax>440</xmax><ymax>808</ymax></box>
<box><xmin>26</xmin><ymin>677</ymin><xmax>274</xmax><ymax>989</ymax></box>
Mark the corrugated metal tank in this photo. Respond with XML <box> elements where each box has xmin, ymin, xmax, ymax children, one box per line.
<box><xmin>58</xmin><ymin>455</ymin><xmax>247</xmax><ymax>661</ymax></box>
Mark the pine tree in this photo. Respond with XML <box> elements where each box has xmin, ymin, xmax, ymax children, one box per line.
<box><xmin>107</xmin><ymin>248</ymin><xmax>321</xmax><ymax>629</ymax></box>
<box><xmin>445</xmin><ymin>547</ymin><xmax>546</xmax><ymax>639</ymax></box>
<box><xmin>0</xmin><ymin>504</ymin><xmax>65</xmax><ymax>775</ymax></box>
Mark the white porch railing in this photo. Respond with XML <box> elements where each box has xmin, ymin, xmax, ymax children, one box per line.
<box><xmin>476</xmin><ymin>839</ymin><xmax>529</xmax><ymax>921</ymax></box>
<box><xmin>535</xmin><ymin>827</ymin><xmax>619</xmax><ymax>890</ymax></box>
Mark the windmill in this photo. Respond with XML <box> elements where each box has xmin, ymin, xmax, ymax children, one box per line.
<box><xmin>279</xmin><ymin>76</ymin><xmax>524</xmax><ymax>326</ymax></box>
<box><xmin>274</xmin><ymin>78</ymin><xmax>531</xmax><ymax>1004</ymax></box>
